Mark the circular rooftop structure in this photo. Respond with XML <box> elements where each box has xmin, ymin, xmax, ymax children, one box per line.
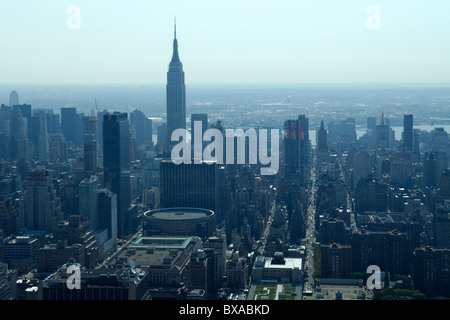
<box><xmin>148</xmin><ymin>208</ymin><xmax>213</xmax><ymax>221</ymax></box>
<box><xmin>144</xmin><ymin>207</ymin><xmax>214</xmax><ymax>221</ymax></box>
<box><xmin>143</xmin><ymin>208</ymin><xmax>215</xmax><ymax>238</ymax></box>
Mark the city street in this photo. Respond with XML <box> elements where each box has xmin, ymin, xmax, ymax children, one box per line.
<box><xmin>303</xmin><ymin>160</ymin><xmax>317</xmax><ymax>298</ymax></box>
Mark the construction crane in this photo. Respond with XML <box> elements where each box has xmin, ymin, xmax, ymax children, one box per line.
<box><xmin>94</xmin><ymin>98</ymin><xmax>99</xmax><ymax>114</ymax></box>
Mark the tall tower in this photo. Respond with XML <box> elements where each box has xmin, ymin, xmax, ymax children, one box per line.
<box><xmin>103</xmin><ymin>112</ymin><xmax>131</xmax><ymax>238</ymax></box>
<box><xmin>82</xmin><ymin>116</ymin><xmax>98</xmax><ymax>175</ymax></box>
<box><xmin>9</xmin><ymin>90</ymin><xmax>19</xmax><ymax>107</ymax></box>
<box><xmin>403</xmin><ymin>114</ymin><xmax>413</xmax><ymax>151</ymax></box>
<box><xmin>376</xmin><ymin>112</ymin><xmax>389</xmax><ymax>150</ymax></box>
<box><xmin>165</xmin><ymin>19</ymin><xmax>186</xmax><ymax>151</ymax></box>
<box><xmin>298</xmin><ymin>114</ymin><xmax>310</xmax><ymax>186</ymax></box>
<box><xmin>79</xmin><ymin>175</ymin><xmax>99</xmax><ymax>231</ymax></box>
<box><xmin>23</xmin><ymin>169</ymin><xmax>62</xmax><ymax>233</ymax></box>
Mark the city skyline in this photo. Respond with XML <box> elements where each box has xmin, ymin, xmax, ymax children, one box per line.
<box><xmin>1</xmin><ymin>1</ymin><xmax>450</xmax><ymax>84</ymax></box>
<box><xmin>1</xmin><ymin>0</ymin><xmax>450</xmax><ymax>307</ymax></box>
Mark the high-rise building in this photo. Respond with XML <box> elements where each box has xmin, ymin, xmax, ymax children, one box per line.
<box><xmin>355</xmin><ymin>178</ymin><xmax>388</xmax><ymax>214</ymax></box>
<box><xmin>156</xmin><ymin>123</ymin><xmax>167</xmax><ymax>153</ymax></box>
<box><xmin>48</xmin><ymin>134</ymin><xmax>68</xmax><ymax>163</ymax></box>
<box><xmin>9</xmin><ymin>91</ymin><xmax>18</xmax><ymax>107</ymax></box>
<box><xmin>403</xmin><ymin>114</ymin><xmax>413</xmax><ymax>151</ymax></box>
<box><xmin>97</xmin><ymin>188</ymin><xmax>118</xmax><ymax>245</ymax></box>
<box><xmin>79</xmin><ymin>176</ymin><xmax>99</xmax><ymax>231</ymax></box>
<box><xmin>367</xmin><ymin>117</ymin><xmax>377</xmax><ymax>132</ymax></box>
<box><xmin>22</xmin><ymin>169</ymin><xmax>62</xmax><ymax>233</ymax></box>
<box><xmin>159</xmin><ymin>160</ymin><xmax>217</xmax><ymax>212</ymax></box>
<box><xmin>30</xmin><ymin>111</ymin><xmax>48</xmax><ymax>161</ymax></box>
<box><xmin>82</xmin><ymin>116</ymin><xmax>98</xmax><ymax>175</ymax></box>
<box><xmin>61</xmin><ymin>107</ymin><xmax>77</xmax><ymax>145</ymax></box>
<box><xmin>103</xmin><ymin>112</ymin><xmax>131</xmax><ymax>238</ymax></box>
<box><xmin>317</xmin><ymin>120</ymin><xmax>327</xmax><ymax>150</ymax></box>
<box><xmin>206</xmin><ymin>234</ymin><xmax>227</xmax><ymax>287</ymax></box>
<box><xmin>191</xmin><ymin>114</ymin><xmax>208</xmax><ymax>135</ymax></box>
<box><xmin>46</xmin><ymin>111</ymin><xmax>60</xmax><ymax>134</ymax></box>
<box><xmin>320</xmin><ymin>218</ymin><xmax>351</xmax><ymax>245</ymax></box>
<box><xmin>424</xmin><ymin>152</ymin><xmax>438</xmax><ymax>187</ymax></box>
<box><xmin>130</xmin><ymin>109</ymin><xmax>152</xmax><ymax>146</ymax></box>
<box><xmin>434</xmin><ymin>203</ymin><xmax>450</xmax><ymax>249</ymax></box>
<box><xmin>414</xmin><ymin>246</ymin><xmax>450</xmax><ymax>298</ymax></box>
<box><xmin>165</xmin><ymin>21</ymin><xmax>186</xmax><ymax>151</ymax></box>
<box><xmin>2</xmin><ymin>236</ymin><xmax>40</xmax><ymax>274</ymax></box>
<box><xmin>297</xmin><ymin>115</ymin><xmax>309</xmax><ymax>186</ymax></box>
<box><xmin>61</xmin><ymin>107</ymin><xmax>83</xmax><ymax>146</ymax></box>
<box><xmin>9</xmin><ymin>106</ymin><xmax>29</xmax><ymax>161</ymax></box>
<box><xmin>321</xmin><ymin>243</ymin><xmax>352</xmax><ymax>278</ymax></box>
<box><xmin>283</xmin><ymin>115</ymin><xmax>309</xmax><ymax>186</ymax></box>
<box><xmin>191</xmin><ymin>113</ymin><xmax>208</xmax><ymax>158</ymax></box>
<box><xmin>352</xmin><ymin>230</ymin><xmax>409</xmax><ymax>276</ymax></box>
<box><xmin>376</xmin><ymin>112</ymin><xmax>389</xmax><ymax>150</ymax></box>
<box><xmin>0</xmin><ymin>195</ymin><xmax>18</xmax><ymax>235</ymax></box>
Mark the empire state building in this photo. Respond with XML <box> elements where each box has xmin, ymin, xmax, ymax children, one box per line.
<box><xmin>165</xmin><ymin>21</ymin><xmax>186</xmax><ymax>151</ymax></box>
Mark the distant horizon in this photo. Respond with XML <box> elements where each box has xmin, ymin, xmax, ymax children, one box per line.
<box><xmin>2</xmin><ymin>82</ymin><xmax>450</xmax><ymax>87</ymax></box>
<box><xmin>1</xmin><ymin>1</ymin><xmax>450</xmax><ymax>84</ymax></box>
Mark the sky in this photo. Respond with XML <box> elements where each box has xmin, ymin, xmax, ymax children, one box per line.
<box><xmin>1</xmin><ymin>0</ymin><xmax>450</xmax><ymax>84</ymax></box>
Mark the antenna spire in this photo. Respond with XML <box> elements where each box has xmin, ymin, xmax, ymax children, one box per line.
<box><xmin>174</xmin><ymin>17</ymin><xmax>177</xmax><ymax>39</ymax></box>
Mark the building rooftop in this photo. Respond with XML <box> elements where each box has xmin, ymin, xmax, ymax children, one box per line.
<box><xmin>144</xmin><ymin>207</ymin><xmax>214</xmax><ymax>221</ymax></box>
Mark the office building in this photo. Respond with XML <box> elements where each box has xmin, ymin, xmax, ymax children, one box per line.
<box><xmin>82</xmin><ymin>116</ymin><xmax>98</xmax><ymax>175</ymax></box>
<box><xmin>21</xmin><ymin>169</ymin><xmax>62</xmax><ymax>233</ymax></box>
<box><xmin>283</xmin><ymin>115</ymin><xmax>309</xmax><ymax>186</ymax></box>
<box><xmin>414</xmin><ymin>246</ymin><xmax>450</xmax><ymax>298</ymax></box>
<box><xmin>2</xmin><ymin>236</ymin><xmax>40</xmax><ymax>274</ymax></box>
<box><xmin>159</xmin><ymin>160</ymin><xmax>217</xmax><ymax>212</ymax></box>
<box><xmin>355</xmin><ymin>178</ymin><xmax>388</xmax><ymax>214</ymax></box>
<box><xmin>321</xmin><ymin>243</ymin><xmax>352</xmax><ymax>279</ymax></box>
<box><xmin>351</xmin><ymin>230</ymin><xmax>408</xmax><ymax>276</ymax></box>
<box><xmin>30</xmin><ymin>111</ymin><xmax>48</xmax><ymax>161</ymax></box>
<box><xmin>61</xmin><ymin>107</ymin><xmax>77</xmax><ymax>146</ymax></box>
<box><xmin>79</xmin><ymin>176</ymin><xmax>99</xmax><ymax>231</ymax></box>
<box><xmin>97</xmin><ymin>189</ymin><xmax>118</xmax><ymax>246</ymax></box>
<box><xmin>165</xmin><ymin>21</ymin><xmax>186</xmax><ymax>150</ymax></box>
<box><xmin>103</xmin><ymin>112</ymin><xmax>131</xmax><ymax>238</ymax></box>
<box><xmin>9</xmin><ymin>91</ymin><xmax>19</xmax><ymax>107</ymax></box>
<box><xmin>376</xmin><ymin>112</ymin><xmax>390</xmax><ymax>150</ymax></box>
<box><xmin>130</xmin><ymin>109</ymin><xmax>152</xmax><ymax>146</ymax></box>
<box><xmin>403</xmin><ymin>114</ymin><xmax>413</xmax><ymax>151</ymax></box>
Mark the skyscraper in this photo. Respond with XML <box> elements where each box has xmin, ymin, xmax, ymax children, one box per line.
<box><xmin>82</xmin><ymin>116</ymin><xmax>98</xmax><ymax>175</ymax></box>
<box><xmin>9</xmin><ymin>91</ymin><xmax>18</xmax><ymax>107</ymax></box>
<box><xmin>159</xmin><ymin>160</ymin><xmax>217</xmax><ymax>211</ymax></box>
<box><xmin>31</xmin><ymin>111</ymin><xmax>48</xmax><ymax>161</ymax></box>
<box><xmin>130</xmin><ymin>109</ymin><xmax>152</xmax><ymax>146</ymax></box>
<box><xmin>376</xmin><ymin>112</ymin><xmax>389</xmax><ymax>150</ymax></box>
<box><xmin>317</xmin><ymin>120</ymin><xmax>328</xmax><ymax>162</ymax></box>
<box><xmin>165</xmin><ymin>20</ymin><xmax>186</xmax><ymax>151</ymax></box>
<box><xmin>403</xmin><ymin>114</ymin><xmax>413</xmax><ymax>151</ymax></box>
<box><xmin>22</xmin><ymin>169</ymin><xmax>62</xmax><ymax>233</ymax></box>
<box><xmin>191</xmin><ymin>113</ymin><xmax>208</xmax><ymax>158</ymax></box>
<box><xmin>317</xmin><ymin>120</ymin><xmax>327</xmax><ymax>150</ymax></box>
<box><xmin>97</xmin><ymin>188</ymin><xmax>118</xmax><ymax>244</ymax></box>
<box><xmin>79</xmin><ymin>176</ymin><xmax>99</xmax><ymax>231</ymax></box>
<box><xmin>103</xmin><ymin>112</ymin><xmax>131</xmax><ymax>238</ymax></box>
<box><xmin>61</xmin><ymin>107</ymin><xmax>83</xmax><ymax>147</ymax></box>
<box><xmin>283</xmin><ymin>115</ymin><xmax>309</xmax><ymax>185</ymax></box>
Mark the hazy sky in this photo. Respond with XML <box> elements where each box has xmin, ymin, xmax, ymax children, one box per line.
<box><xmin>1</xmin><ymin>0</ymin><xmax>450</xmax><ymax>84</ymax></box>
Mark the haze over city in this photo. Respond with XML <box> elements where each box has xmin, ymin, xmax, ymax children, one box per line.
<box><xmin>0</xmin><ymin>1</ymin><xmax>450</xmax><ymax>314</ymax></box>
<box><xmin>1</xmin><ymin>0</ymin><xmax>450</xmax><ymax>84</ymax></box>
